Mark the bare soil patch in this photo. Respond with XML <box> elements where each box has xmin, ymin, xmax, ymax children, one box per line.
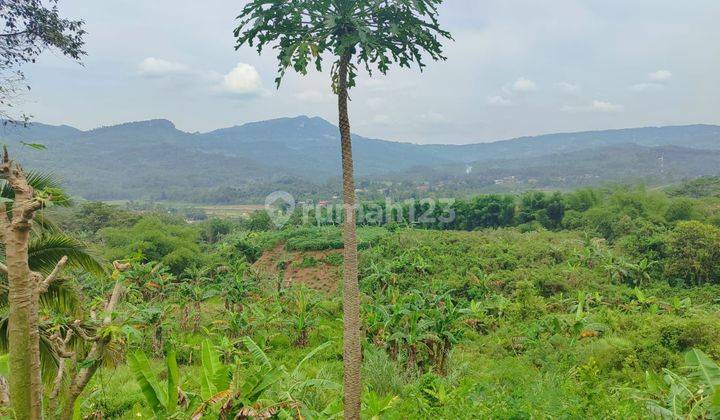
<box><xmin>253</xmin><ymin>244</ymin><xmax>341</xmax><ymax>293</ymax></box>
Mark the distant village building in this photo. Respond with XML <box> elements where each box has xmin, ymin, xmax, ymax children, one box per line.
<box><xmin>494</xmin><ymin>176</ymin><xmax>517</xmax><ymax>186</ymax></box>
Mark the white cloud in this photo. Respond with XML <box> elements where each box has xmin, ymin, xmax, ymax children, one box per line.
<box><xmin>631</xmin><ymin>70</ymin><xmax>672</xmax><ymax>93</ymax></box>
<box><xmin>562</xmin><ymin>100</ymin><xmax>624</xmax><ymax>113</ymax></box>
<box><xmin>418</xmin><ymin>112</ymin><xmax>449</xmax><ymax>124</ymax></box>
<box><xmin>631</xmin><ymin>82</ymin><xmax>663</xmax><ymax>92</ymax></box>
<box><xmin>591</xmin><ymin>100</ymin><xmax>624</xmax><ymax>113</ymax></box>
<box><xmin>557</xmin><ymin>81</ymin><xmax>580</xmax><ymax>94</ymax></box>
<box><xmin>512</xmin><ymin>77</ymin><xmax>537</xmax><ymax>92</ymax></box>
<box><xmin>649</xmin><ymin>70</ymin><xmax>672</xmax><ymax>82</ymax></box>
<box><xmin>138</xmin><ymin>57</ymin><xmax>188</xmax><ymax>77</ymax></box>
<box><xmin>487</xmin><ymin>95</ymin><xmax>513</xmax><ymax>106</ymax></box>
<box><xmin>220</xmin><ymin>63</ymin><xmax>262</xmax><ymax>95</ymax></box>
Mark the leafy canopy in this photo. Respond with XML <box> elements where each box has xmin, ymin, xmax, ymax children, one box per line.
<box><xmin>234</xmin><ymin>0</ymin><xmax>452</xmax><ymax>89</ymax></box>
<box><xmin>0</xmin><ymin>0</ymin><xmax>85</xmax><ymax>70</ymax></box>
<box><xmin>1</xmin><ymin>0</ymin><xmax>85</xmax><ymax>122</ymax></box>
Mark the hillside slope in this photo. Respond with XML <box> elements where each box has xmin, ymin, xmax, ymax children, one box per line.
<box><xmin>1</xmin><ymin>117</ymin><xmax>718</xmax><ymax>201</ymax></box>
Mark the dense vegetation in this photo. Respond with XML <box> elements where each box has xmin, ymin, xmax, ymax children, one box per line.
<box><xmin>3</xmin><ymin>180</ymin><xmax>720</xmax><ymax>417</ymax></box>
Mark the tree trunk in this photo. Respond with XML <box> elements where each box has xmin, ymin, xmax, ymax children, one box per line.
<box><xmin>1</xmin><ymin>156</ymin><xmax>45</xmax><ymax>420</ymax></box>
<box><xmin>61</xmin><ymin>360</ymin><xmax>101</xmax><ymax>420</ymax></box>
<box><xmin>7</xmin><ymin>230</ymin><xmax>43</xmax><ymax>419</ymax></box>
<box><xmin>337</xmin><ymin>52</ymin><xmax>362</xmax><ymax>420</ymax></box>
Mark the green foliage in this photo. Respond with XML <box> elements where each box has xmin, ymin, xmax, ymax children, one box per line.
<box><xmin>128</xmin><ymin>350</ymin><xmax>182</xmax><ymax>417</ymax></box>
<box><xmin>70</xmin><ymin>201</ymin><xmax>139</xmax><ymax>234</ymax></box>
<box><xmin>199</xmin><ymin>339</ymin><xmax>230</xmax><ymax>400</ymax></box>
<box><xmin>29</xmin><ymin>182</ymin><xmax>720</xmax><ymax>419</ymax></box>
<box><xmin>664</xmin><ymin>221</ymin><xmax>720</xmax><ymax>285</ymax></box>
<box><xmin>667</xmin><ymin>176</ymin><xmax>720</xmax><ymax>198</ymax></box>
<box><xmin>645</xmin><ymin>349</ymin><xmax>720</xmax><ymax>418</ymax></box>
<box><xmin>285</xmin><ymin>227</ymin><xmax>343</xmax><ymax>252</ymax></box>
<box><xmin>323</xmin><ymin>252</ymin><xmax>344</xmax><ymax>266</ymax></box>
<box><xmin>285</xmin><ymin>286</ymin><xmax>321</xmax><ymax>347</ymax></box>
<box><xmin>665</xmin><ymin>198</ymin><xmax>698</xmax><ymax>222</ymax></box>
<box><xmin>234</xmin><ymin>0</ymin><xmax>452</xmax><ymax>88</ymax></box>
<box><xmin>242</xmin><ymin>210</ymin><xmax>274</xmax><ymax>231</ymax></box>
<box><xmin>100</xmin><ymin>215</ymin><xmax>205</xmax><ymax>274</ymax></box>
<box><xmin>200</xmin><ymin>217</ymin><xmax>233</xmax><ymax>243</ymax></box>
<box><xmin>221</xmin><ymin>232</ymin><xmax>262</xmax><ymax>263</ymax></box>
<box><xmin>28</xmin><ymin>233</ymin><xmax>104</xmax><ymax>275</ymax></box>
<box><xmin>0</xmin><ymin>170</ymin><xmax>72</xmax><ymax>207</ymax></box>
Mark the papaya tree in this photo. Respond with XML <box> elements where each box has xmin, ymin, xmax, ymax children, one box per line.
<box><xmin>233</xmin><ymin>2</ymin><xmax>451</xmax><ymax>417</ymax></box>
<box><xmin>0</xmin><ymin>150</ymin><xmax>102</xmax><ymax>418</ymax></box>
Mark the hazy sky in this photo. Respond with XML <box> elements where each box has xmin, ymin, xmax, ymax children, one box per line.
<box><xmin>17</xmin><ymin>0</ymin><xmax>720</xmax><ymax>144</ymax></box>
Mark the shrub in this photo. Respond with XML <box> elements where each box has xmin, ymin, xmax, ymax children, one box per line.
<box><xmin>665</xmin><ymin>199</ymin><xmax>698</xmax><ymax>222</ymax></box>
<box><xmin>362</xmin><ymin>347</ymin><xmax>406</xmax><ymax>397</ymax></box>
<box><xmin>100</xmin><ymin>214</ymin><xmax>205</xmax><ymax>274</ymax></box>
<box><xmin>659</xmin><ymin>318</ymin><xmax>720</xmax><ymax>352</ymax></box>
<box><xmin>664</xmin><ymin>221</ymin><xmax>720</xmax><ymax>284</ymax></box>
<box><xmin>242</xmin><ymin>210</ymin><xmax>274</xmax><ymax>231</ymax></box>
<box><xmin>295</xmin><ymin>256</ymin><xmax>320</xmax><ymax>268</ymax></box>
<box><xmin>323</xmin><ymin>253</ymin><xmax>344</xmax><ymax>266</ymax></box>
<box><xmin>226</xmin><ymin>234</ymin><xmax>262</xmax><ymax>262</ymax></box>
<box><xmin>286</xmin><ymin>233</ymin><xmax>343</xmax><ymax>251</ymax></box>
<box><xmin>162</xmin><ymin>247</ymin><xmax>204</xmax><ymax>274</ymax></box>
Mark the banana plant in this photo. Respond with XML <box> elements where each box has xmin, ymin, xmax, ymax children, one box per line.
<box><xmin>199</xmin><ymin>339</ymin><xmax>230</xmax><ymax>401</ymax></box>
<box><xmin>191</xmin><ymin>337</ymin><xmax>337</xmax><ymax>419</ymax></box>
<box><xmin>191</xmin><ymin>336</ymin><xmax>285</xmax><ymax>419</ymax></box>
<box><xmin>460</xmin><ymin>300</ymin><xmax>488</xmax><ymax>333</ymax></box>
<box><xmin>389</xmin><ymin>310</ymin><xmax>435</xmax><ymax>371</ymax></box>
<box><xmin>685</xmin><ymin>349</ymin><xmax>720</xmax><ymax>400</ymax></box>
<box><xmin>425</xmin><ymin>297</ymin><xmax>465</xmax><ymax>374</ymax></box>
<box><xmin>644</xmin><ymin>348</ymin><xmax>720</xmax><ymax>418</ymax></box>
<box><xmin>128</xmin><ymin>349</ymin><xmax>187</xmax><ymax>418</ymax></box>
<box><xmin>362</xmin><ymin>391</ymin><xmax>399</xmax><ymax>419</ymax></box>
<box><xmin>286</xmin><ymin>286</ymin><xmax>320</xmax><ymax>347</ymax></box>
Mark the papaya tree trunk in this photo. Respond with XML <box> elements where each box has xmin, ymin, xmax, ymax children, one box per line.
<box><xmin>337</xmin><ymin>52</ymin><xmax>362</xmax><ymax>420</ymax></box>
<box><xmin>1</xmin><ymin>153</ymin><xmax>47</xmax><ymax>420</ymax></box>
<box><xmin>6</xmin><ymin>228</ymin><xmax>42</xmax><ymax>420</ymax></box>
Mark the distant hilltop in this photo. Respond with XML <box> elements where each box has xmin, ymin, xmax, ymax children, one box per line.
<box><xmin>1</xmin><ymin>117</ymin><xmax>718</xmax><ymax>203</ymax></box>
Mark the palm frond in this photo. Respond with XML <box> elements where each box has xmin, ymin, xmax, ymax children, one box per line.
<box><xmin>39</xmin><ymin>279</ymin><xmax>83</xmax><ymax>317</ymax></box>
<box><xmin>28</xmin><ymin>234</ymin><xmax>105</xmax><ymax>276</ymax></box>
<box><xmin>0</xmin><ymin>170</ymin><xmax>71</xmax><ymax>207</ymax></box>
<box><xmin>0</xmin><ymin>317</ymin><xmax>61</xmax><ymax>383</ymax></box>
<box><xmin>32</xmin><ymin>212</ymin><xmax>64</xmax><ymax>236</ymax></box>
<box><xmin>0</xmin><ymin>278</ymin><xmax>82</xmax><ymax>315</ymax></box>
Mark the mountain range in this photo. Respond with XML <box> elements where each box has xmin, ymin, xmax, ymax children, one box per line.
<box><xmin>1</xmin><ymin>116</ymin><xmax>719</xmax><ymax>203</ymax></box>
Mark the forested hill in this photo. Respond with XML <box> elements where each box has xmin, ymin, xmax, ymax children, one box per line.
<box><xmin>0</xmin><ymin>116</ymin><xmax>719</xmax><ymax>202</ymax></box>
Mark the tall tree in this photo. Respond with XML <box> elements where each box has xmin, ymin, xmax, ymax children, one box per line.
<box><xmin>0</xmin><ymin>152</ymin><xmax>100</xmax><ymax>419</ymax></box>
<box><xmin>0</xmin><ymin>0</ymin><xmax>85</xmax><ymax>122</ymax></box>
<box><xmin>233</xmin><ymin>2</ymin><xmax>451</xmax><ymax>417</ymax></box>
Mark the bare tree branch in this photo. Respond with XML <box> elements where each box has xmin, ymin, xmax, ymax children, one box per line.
<box><xmin>61</xmin><ymin>280</ymin><xmax>124</xmax><ymax>418</ymax></box>
<box><xmin>37</xmin><ymin>255</ymin><xmax>68</xmax><ymax>293</ymax></box>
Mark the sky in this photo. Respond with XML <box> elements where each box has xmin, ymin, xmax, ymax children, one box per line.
<box><xmin>16</xmin><ymin>0</ymin><xmax>720</xmax><ymax>144</ymax></box>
